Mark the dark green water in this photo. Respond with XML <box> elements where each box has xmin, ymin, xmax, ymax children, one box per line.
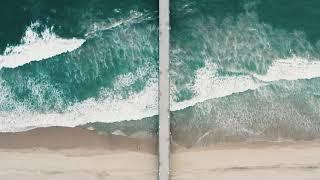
<box><xmin>0</xmin><ymin>0</ymin><xmax>157</xmax><ymax>52</ymax></box>
<box><xmin>0</xmin><ymin>0</ymin><xmax>158</xmax><ymax>132</ymax></box>
<box><xmin>170</xmin><ymin>0</ymin><xmax>320</xmax><ymax>146</ymax></box>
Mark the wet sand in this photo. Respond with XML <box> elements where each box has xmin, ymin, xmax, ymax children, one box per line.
<box><xmin>0</xmin><ymin>127</ymin><xmax>157</xmax><ymax>180</ymax></box>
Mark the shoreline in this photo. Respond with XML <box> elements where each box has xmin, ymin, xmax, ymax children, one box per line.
<box><xmin>0</xmin><ymin>126</ymin><xmax>158</xmax><ymax>180</ymax></box>
<box><xmin>0</xmin><ymin>126</ymin><xmax>157</xmax><ymax>153</ymax></box>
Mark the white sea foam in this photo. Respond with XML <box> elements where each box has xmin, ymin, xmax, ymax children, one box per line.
<box><xmin>0</xmin><ymin>81</ymin><xmax>158</xmax><ymax>132</ymax></box>
<box><xmin>85</xmin><ymin>10</ymin><xmax>147</xmax><ymax>37</ymax></box>
<box><xmin>171</xmin><ymin>57</ymin><xmax>320</xmax><ymax>111</ymax></box>
<box><xmin>170</xmin><ymin>63</ymin><xmax>261</xmax><ymax>111</ymax></box>
<box><xmin>0</xmin><ymin>59</ymin><xmax>158</xmax><ymax>132</ymax></box>
<box><xmin>253</xmin><ymin>57</ymin><xmax>320</xmax><ymax>82</ymax></box>
<box><xmin>0</xmin><ymin>20</ymin><xmax>159</xmax><ymax>132</ymax></box>
<box><xmin>0</xmin><ymin>22</ymin><xmax>85</xmax><ymax>69</ymax></box>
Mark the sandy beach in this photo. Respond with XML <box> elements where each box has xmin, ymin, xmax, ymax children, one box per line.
<box><xmin>171</xmin><ymin>141</ymin><xmax>320</xmax><ymax>180</ymax></box>
<box><xmin>0</xmin><ymin>127</ymin><xmax>158</xmax><ymax>180</ymax></box>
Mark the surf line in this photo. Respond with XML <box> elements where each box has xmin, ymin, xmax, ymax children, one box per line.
<box><xmin>0</xmin><ymin>22</ymin><xmax>85</xmax><ymax>69</ymax></box>
<box><xmin>0</xmin><ymin>11</ymin><xmax>149</xmax><ymax>69</ymax></box>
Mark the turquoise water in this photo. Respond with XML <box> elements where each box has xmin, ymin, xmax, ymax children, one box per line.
<box><xmin>2</xmin><ymin>0</ymin><xmax>320</xmax><ymax>142</ymax></box>
<box><xmin>170</xmin><ymin>0</ymin><xmax>320</xmax><ymax>146</ymax></box>
<box><xmin>0</xmin><ymin>0</ymin><xmax>158</xmax><ymax>132</ymax></box>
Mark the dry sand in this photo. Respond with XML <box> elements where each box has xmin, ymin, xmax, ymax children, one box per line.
<box><xmin>171</xmin><ymin>141</ymin><xmax>320</xmax><ymax>180</ymax></box>
<box><xmin>0</xmin><ymin>127</ymin><xmax>158</xmax><ymax>180</ymax></box>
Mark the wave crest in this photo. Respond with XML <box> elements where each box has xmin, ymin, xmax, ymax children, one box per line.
<box><xmin>0</xmin><ymin>22</ymin><xmax>85</xmax><ymax>69</ymax></box>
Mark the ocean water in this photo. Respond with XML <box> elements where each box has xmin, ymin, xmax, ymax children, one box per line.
<box><xmin>170</xmin><ymin>0</ymin><xmax>320</xmax><ymax>146</ymax></box>
<box><xmin>0</xmin><ymin>0</ymin><xmax>158</xmax><ymax>132</ymax></box>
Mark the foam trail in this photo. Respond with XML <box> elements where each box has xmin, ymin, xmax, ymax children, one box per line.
<box><xmin>0</xmin><ymin>82</ymin><xmax>158</xmax><ymax>132</ymax></box>
<box><xmin>170</xmin><ymin>63</ymin><xmax>261</xmax><ymax>111</ymax></box>
<box><xmin>85</xmin><ymin>10</ymin><xmax>145</xmax><ymax>37</ymax></box>
<box><xmin>171</xmin><ymin>57</ymin><xmax>320</xmax><ymax>111</ymax></box>
<box><xmin>0</xmin><ymin>22</ymin><xmax>85</xmax><ymax>69</ymax></box>
<box><xmin>254</xmin><ymin>57</ymin><xmax>320</xmax><ymax>82</ymax></box>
